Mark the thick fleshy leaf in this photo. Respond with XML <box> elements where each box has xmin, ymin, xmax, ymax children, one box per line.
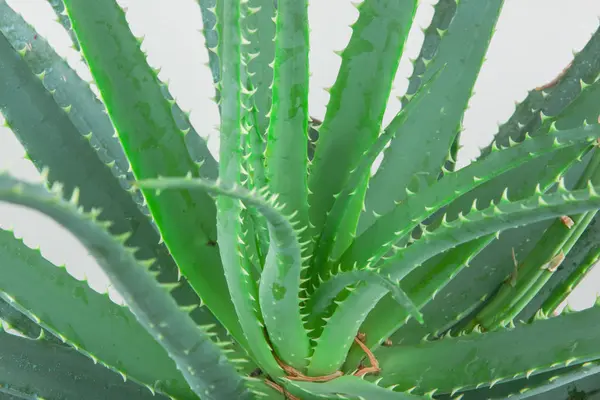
<box><xmin>137</xmin><ymin>176</ymin><xmax>311</xmax><ymax>370</ymax></box>
<box><xmin>431</xmin><ymin>363</ymin><xmax>596</xmax><ymax>399</ymax></box>
<box><xmin>197</xmin><ymin>0</ymin><xmax>220</xmax><ymax>97</ymax></box>
<box><xmin>540</xmin><ymin>240</ymin><xmax>600</xmax><ymax>316</ymax></box>
<box><xmin>0</xmin><ymin>0</ymin><xmax>132</xmax><ymax>186</ymax></box>
<box><xmin>0</xmin><ymin>1</ymin><xmax>233</xmax><ymax>355</ymax></box>
<box><xmin>0</xmin><ymin>174</ymin><xmax>250</xmax><ymax>399</ymax></box>
<box><xmin>0</xmin><ymin>228</ymin><xmax>193</xmax><ymax>397</ymax></box>
<box><xmin>339</xmin><ymin>124</ymin><xmax>600</xmax><ymax>271</ymax></box>
<box><xmin>480</xmin><ymin>26</ymin><xmax>600</xmax><ymax>158</ymax></box>
<box><xmin>0</xmin><ymin>296</ymin><xmax>47</xmax><ymax>341</ymax></box>
<box><xmin>306</xmin><ymin>269</ymin><xmax>422</xmax><ymax>328</ymax></box>
<box><xmin>467</xmin><ymin>150</ymin><xmax>600</xmax><ymax>332</ymax></box>
<box><xmin>354</xmin><ymin>74</ymin><xmax>600</xmax><ymax>363</ymax></box>
<box><xmin>309</xmin><ymin>181</ymin><xmax>600</xmax><ymax>376</ymax></box>
<box><xmin>214</xmin><ymin>0</ymin><xmax>283</xmax><ymax>377</ymax></box>
<box><xmin>61</xmin><ymin>0</ymin><xmax>243</xmax><ymax>343</ymax></box>
<box><xmin>243</xmin><ymin>0</ymin><xmax>276</xmax><ymax>187</ymax></box>
<box><xmin>401</xmin><ymin>0</ymin><xmax>457</xmax><ymax>103</ymax></box>
<box><xmin>359</xmin><ymin>0</ymin><xmax>504</xmax><ymax>234</ymax></box>
<box><xmin>46</xmin><ymin>0</ymin><xmax>82</xmax><ymax>51</ymax></box>
<box><xmin>264</xmin><ymin>0</ymin><xmax>310</xmax><ymax>246</ymax></box>
<box><xmin>289</xmin><ymin>376</ymin><xmax>426</xmax><ymax>400</ymax></box>
<box><xmin>376</xmin><ymin>305</ymin><xmax>600</xmax><ymax>395</ymax></box>
<box><xmin>307</xmin><ymin>0</ymin><xmax>418</xmax><ymax>266</ymax></box>
<box><xmin>0</xmin><ymin>331</ymin><xmax>161</xmax><ymax>400</ymax></box>
<box><xmin>311</xmin><ymin>68</ymin><xmax>442</xmax><ymax>283</ymax></box>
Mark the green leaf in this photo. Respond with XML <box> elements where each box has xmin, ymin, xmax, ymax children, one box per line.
<box><xmin>427</xmin><ymin>77</ymin><xmax>600</xmax><ymax>329</ymax></box>
<box><xmin>243</xmin><ymin>377</ymin><xmax>299</xmax><ymax>400</ymax></box>
<box><xmin>306</xmin><ymin>269</ymin><xmax>423</xmax><ymax>327</ymax></box>
<box><xmin>480</xmin><ymin>26</ymin><xmax>600</xmax><ymax>158</ymax></box>
<box><xmin>0</xmin><ymin>4</ymin><xmax>230</xmax><ymax>352</ymax></box>
<box><xmin>310</xmin><ymin>110</ymin><xmax>396</xmax><ymax>284</ymax></box>
<box><xmin>0</xmin><ymin>174</ymin><xmax>250</xmax><ymax>400</ymax></box>
<box><xmin>244</xmin><ymin>0</ymin><xmax>276</xmax><ymax>176</ymax></box>
<box><xmin>264</xmin><ymin>0</ymin><xmax>310</xmax><ymax>246</ymax></box>
<box><xmin>496</xmin><ymin>363</ymin><xmax>600</xmax><ymax>400</ymax></box>
<box><xmin>61</xmin><ymin>0</ymin><xmax>243</xmax><ymax>342</ymax></box>
<box><xmin>468</xmin><ymin>150</ymin><xmax>600</xmax><ymax>331</ymax></box>
<box><xmin>351</xmin><ymin>79</ymin><xmax>600</xmax><ymax>359</ymax></box>
<box><xmin>540</xmin><ymin>238</ymin><xmax>600</xmax><ymax>316</ymax></box>
<box><xmin>307</xmin><ymin>0</ymin><xmax>418</xmax><ymax>256</ymax></box>
<box><xmin>161</xmin><ymin>83</ymin><xmax>219</xmax><ymax>181</ymax></box>
<box><xmin>309</xmin><ymin>181</ymin><xmax>600</xmax><ymax>376</ymax></box>
<box><xmin>0</xmin><ymin>331</ymin><xmax>161</xmax><ymax>400</ymax></box>
<box><xmin>239</xmin><ymin>1</ymin><xmax>273</xmax><ymax>266</ymax></box>
<box><xmin>339</xmin><ymin>124</ymin><xmax>600</xmax><ymax>271</ymax></box>
<box><xmin>241</xmin><ymin>184</ymin><xmax>270</xmax><ymax>269</ymax></box>
<box><xmin>0</xmin><ymin>228</ymin><xmax>193</xmax><ymax>398</ymax></box>
<box><xmin>0</xmin><ymin>296</ymin><xmax>46</xmax><ymax>341</ymax></box>
<box><xmin>46</xmin><ymin>0</ymin><xmax>82</xmax><ymax>52</ymax></box>
<box><xmin>0</xmin><ymin>390</ymin><xmax>28</xmax><ymax>400</ymax></box>
<box><xmin>311</xmin><ymin>67</ymin><xmax>443</xmax><ymax>283</ymax></box>
<box><xmin>402</xmin><ymin>0</ymin><xmax>459</xmax><ymax>176</ymax></box>
<box><xmin>307</xmin><ymin>117</ymin><xmax>320</xmax><ymax>161</ymax></box>
<box><xmin>288</xmin><ymin>376</ymin><xmax>426</xmax><ymax>400</ymax></box>
<box><xmin>213</xmin><ymin>0</ymin><xmax>283</xmax><ymax>377</ymax></box>
<box><xmin>383</xmin><ymin>182</ymin><xmax>600</xmax><ymax>285</ymax></box>
<box><xmin>401</xmin><ymin>0</ymin><xmax>457</xmax><ymax>104</ymax></box>
<box><xmin>243</xmin><ymin>87</ymin><xmax>269</xmax><ymax>192</ymax></box>
<box><xmin>197</xmin><ymin>0</ymin><xmax>220</xmax><ymax>97</ymax></box>
<box><xmin>137</xmin><ymin>176</ymin><xmax>311</xmax><ymax>370</ymax></box>
<box><xmin>0</xmin><ymin>1</ymin><xmax>134</xmax><ymax>189</ymax></box>
<box><xmin>375</xmin><ymin>305</ymin><xmax>600</xmax><ymax>395</ymax></box>
<box><xmin>349</xmin><ymin>229</ymin><xmax>489</xmax><ymax>370</ymax></box>
<box><xmin>238</xmin><ymin>207</ymin><xmax>264</xmax><ymax>280</ymax></box>
<box><xmin>359</xmin><ymin>0</ymin><xmax>504</xmax><ymax>234</ymax></box>
<box><xmin>430</xmin><ymin>363</ymin><xmax>589</xmax><ymax>399</ymax></box>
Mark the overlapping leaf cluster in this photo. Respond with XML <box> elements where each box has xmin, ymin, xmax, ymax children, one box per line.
<box><xmin>1</xmin><ymin>0</ymin><xmax>600</xmax><ymax>399</ymax></box>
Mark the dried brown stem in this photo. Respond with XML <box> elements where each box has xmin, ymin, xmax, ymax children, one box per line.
<box><xmin>274</xmin><ymin>355</ymin><xmax>343</xmax><ymax>382</ymax></box>
<box><xmin>353</xmin><ymin>333</ymin><xmax>381</xmax><ymax>377</ymax></box>
<box><xmin>535</xmin><ymin>60</ymin><xmax>572</xmax><ymax>91</ymax></box>
<box><xmin>285</xmin><ymin>372</ymin><xmax>344</xmax><ymax>382</ymax></box>
<box><xmin>264</xmin><ymin>378</ymin><xmax>300</xmax><ymax>400</ymax></box>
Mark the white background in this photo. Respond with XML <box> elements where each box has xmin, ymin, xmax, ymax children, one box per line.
<box><xmin>1</xmin><ymin>0</ymin><xmax>600</xmax><ymax>310</ymax></box>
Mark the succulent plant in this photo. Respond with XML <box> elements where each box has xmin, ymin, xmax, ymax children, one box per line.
<box><xmin>2</xmin><ymin>0</ymin><xmax>600</xmax><ymax>399</ymax></box>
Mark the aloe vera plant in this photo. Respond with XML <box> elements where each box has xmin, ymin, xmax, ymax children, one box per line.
<box><xmin>2</xmin><ymin>0</ymin><xmax>600</xmax><ymax>399</ymax></box>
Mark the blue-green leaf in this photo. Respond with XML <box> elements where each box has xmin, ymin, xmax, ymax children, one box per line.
<box><xmin>0</xmin><ymin>331</ymin><xmax>160</xmax><ymax>400</ymax></box>
<box><xmin>62</xmin><ymin>0</ymin><xmax>242</xmax><ymax>343</ymax></box>
<box><xmin>0</xmin><ymin>174</ymin><xmax>250</xmax><ymax>399</ymax></box>
<box><xmin>360</xmin><ymin>0</ymin><xmax>504</xmax><ymax>234</ymax></box>
<box><xmin>307</xmin><ymin>0</ymin><xmax>418</xmax><ymax>256</ymax></box>
<box><xmin>137</xmin><ymin>176</ymin><xmax>311</xmax><ymax>370</ymax></box>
